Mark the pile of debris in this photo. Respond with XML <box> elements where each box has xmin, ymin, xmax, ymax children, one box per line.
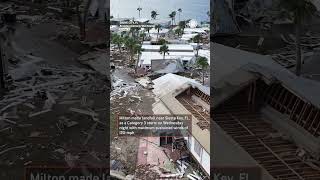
<box><xmin>133</xmin><ymin>159</ymin><xmax>205</xmax><ymax>179</ymax></box>
<box><xmin>135</xmin><ymin>164</ymin><xmax>161</xmax><ymax>179</ymax></box>
<box><xmin>268</xmin><ymin>33</ymin><xmax>320</xmax><ymax>68</ymax></box>
<box><xmin>55</xmin><ymin>23</ymin><xmax>80</xmax><ymax>41</ymax></box>
<box><xmin>281</xmin><ymin>33</ymin><xmax>320</xmax><ymax>49</ymax></box>
<box><xmin>236</xmin><ymin>0</ymin><xmax>287</xmax><ymax>29</ymax></box>
<box><xmin>0</xmin><ymin>55</ymin><xmax>108</xmax><ymax>167</ymax></box>
<box><xmin>111</xmin><ymin>75</ymin><xmax>141</xmax><ymax>101</ymax></box>
<box><xmin>0</xmin><ymin>2</ymin><xmax>58</xmax><ymax>26</ymax></box>
<box><xmin>78</xmin><ymin>50</ymin><xmax>108</xmax><ymax>76</ymax></box>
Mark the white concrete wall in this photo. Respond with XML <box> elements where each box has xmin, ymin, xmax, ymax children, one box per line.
<box><xmin>187</xmin><ymin>135</ymin><xmax>210</xmax><ymax>175</ymax></box>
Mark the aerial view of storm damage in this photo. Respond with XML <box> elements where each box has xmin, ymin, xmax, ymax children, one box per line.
<box><xmin>0</xmin><ymin>0</ymin><xmax>108</xmax><ymax>179</ymax></box>
<box><xmin>110</xmin><ymin>0</ymin><xmax>210</xmax><ymax>179</ymax></box>
<box><xmin>212</xmin><ymin>0</ymin><xmax>320</xmax><ymax>179</ymax></box>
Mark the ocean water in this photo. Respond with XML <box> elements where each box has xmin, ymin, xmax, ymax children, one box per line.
<box><xmin>110</xmin><ymin>0</ymin><xmax>210</xmax><ymax>22</ymax></box>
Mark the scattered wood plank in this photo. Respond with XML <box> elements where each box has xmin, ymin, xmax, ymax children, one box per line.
<box><xmin>28</xmin><ymin>109</ymin><xmax>51</xmax><ymax>118</ymax></box>
<box><xmin>83</xmin><ymin>122</ymin><xmax>98</xmax><ymax>145</ymax></box>
<box><xmin>0</xmin><ymin>145</ymin><xmax>27</xmax><ymax>156</ymax></box>
<box><xmin>3</xmin><ymin>119</ymin><xmax>17</xmax><ymax>125</ymax></box>
<box><xmin>24</xmin><ymin>103</ymin><xmax>36</xmax><ymax>109</ymax></box>
<box><xmin>69</xmin><ymin>107</ymin><xmax>98</xmax><ymax>117</ymax></box>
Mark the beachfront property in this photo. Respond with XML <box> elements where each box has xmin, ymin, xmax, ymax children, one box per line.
<box><xmin>151</xmin><ymin>73</ymin><xmax>210</xmax><ymax>177</ymax></box>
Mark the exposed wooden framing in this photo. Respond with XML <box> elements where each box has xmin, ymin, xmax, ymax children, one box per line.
<box><xmin>266</xmin><ymin>84</ymin><xmax>277</xmax><ymax>104</ymax></box>
<box><xmin>286</xmin><ymin>94</ymin><xmax>296</xmax><ymax>114</ymax></box>
<box><xmin>269</xmin><ymin>84</ymin><xmax>280</xmax><ymax>106</ymax></box>
<box><xmin>272</xmin><ymin>85</ymin><xmax>283</xmax><ymax>107</ymax></box>
<box><xmin>303</xmin><ymin>107</ymin><xmax>315</xmax><ymax>129</ymax></box>
<box><xmin>296</xmin><ymin>103</ymin><xmax>308</xmax><ymax>126</ymax></box>
<box><xmin>228</xmin><ymin>114</ymin><xmax>304</xmax><ymax>180</ymax></box>
<box><xmin>290</xmin><ymin>99</ymin><xmax>300</xmax><ymax>120</ymax></box>
<box><xmin>277</xmin><ymin>87</ymin><xmax>286</xmax><ymax>110</ymax></box>
<box><xmin>280</xmin><ymin>90</ymin><xmax>289</xmax><ymax>113</ymax></box>
<box><xmin>311</xmin><ymin>110</ymin><xmax>320</xmax><ymax>135</ymax></box>
<box><xmin>252</xmin><ymin>81</ymin><xmax>257</xmax><ymax>108</ymax></box>
<box><xmin>262</xmin><ymin>82</ymin><xmax>272</xmax><ymax>101</ymax></box>
<box><xmin>248</xmin><ymin>82</ymin><xmax>253</xmax><ymax>105</ymax></box>
<box><xmin>308</xmin><ymin>110</ymin><xmax>319</xmax><ymax>131</ymax></box>
<box><xmin>244</xmin><ymin>80</ymin><xmax>320</xmax><ymax>138</ymax></box>
<box><xmin>192</xmin><ymin>87</ymin><xmax>210</xmax><ymax>104</ymax></box>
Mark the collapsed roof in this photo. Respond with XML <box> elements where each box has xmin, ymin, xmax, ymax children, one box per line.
<box><xmin>152</xmin><ymin>73</ymin><xmax>210</xmax><ymax>153</ymax></box>
<box><xmin>153</xmin><ymin>73</ymin><xmax>210</xmax><ymax>97</ymax></box>
<box><xmin>213</xmin><ymin>43</ymin><xmax>320</xmax><ymax>109</ymax></box>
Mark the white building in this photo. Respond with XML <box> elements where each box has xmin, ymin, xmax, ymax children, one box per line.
<box><xmin>181</xmin><ymin>33</ymin><xmax>198</xmax><ymax>41</ymax></box>
<box><xmin>198</xmin><ymin>49</ymin><xmax>210</xmax><ymax>65</ymax></box>
<box><xmin>149</xmin><ymin>19</ymin><xmax>171</xmax><ymax>28</ymax></box>
<box><xmin>181</xmin><ymin>28</ymin><xmax>209</xmax><ymax>42</ymax></box>
<box><xmin>138</xmin><ymin>44</ymin><xmax>196</xmax><ymax>69</ymax></box>
<box><xmin>139</xmin><ymin>51</ymin><xmax>195</xmax><ymax>69</ymax></box>
<box><xmin>187</xmin><ymin>19</ymin><xmax>198</xmax><ymax>28</ymax></box>
<box><xmin>152</xmin><ymin>73</ymin><xmax>210</xmax><ymax>176</ymax></box>
<box><xmin>142</xmin><ymin>44</ymin><xmax>194</xmax><ymax>52</ymax></box>
<box><xmin>147</xmin><ymin>28</ymin><xmax>169</xmax><ymax>40</ymax></box>
<box><xmin>184</xmin><ymin>28</ymin><xmax>208</xmax><ymax>35</ymax></box>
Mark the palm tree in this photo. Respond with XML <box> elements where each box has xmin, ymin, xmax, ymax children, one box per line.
<box><xmin>151</xmin><ymin>10</ymin><xmax>158</xmax><ymax>20</ymax></box>
<box><xmin>193</xmin><ymin>34</ymin><xmax>202</xmax><ymax>57</ymax></box>
<box><xmin>124</xmin><ymin>37</ymin><xmax>137</xmax><ymax>63</ymax></box>
<box><xmin>155</xmin><ymin>24</ymin><xmax>161</xmax><ymax>40</ymax></box>
<box><xmin>111</xmin><ymin>34</ymin><xmax>123</xmax><ymax>53</ymax></box>
<box><xmin>169</xmin><ymin>11</ymin><xmax>176</xmax><ymax>26</ymax></box>
<box><xmin>178</xmin><ymin>8</ymin><xmax>182</xmax><ymax>22</ymax></box>
<box><xmin>158</xmin><ymin>38</ymin><xmax>167</xmax><ymax>45</ymax></box>
<box><xmin>140</xmin><ymin>32</ymin><xmax>146</xmax><ymax>42</ymax></box>
<box><xmin>196</xmin><ymin>57</ymin><xmax>209</xmax><ymax>85</ymax></box>
<box><xmin>159</xmin><ymin>44</ymin><xmax>169</xmax><ymax>60</ymax></box>
<box><xmin>130</xmin><ymin>27</ymin><xmax>140</xmax><ymax>38</ymax></box>
<box><xmin>172</xmin><ymin>11</ymin><xmax>176</xmax><ymax>25</ymax></box>
<box><xmin>179</xmin><ymin>21</ymin><xmax>186</xmax><ymax>30</ymax></box>
<box><xmin>145</xmin><ymin>26</ymin><xmax>152</xmax><ymax>35</ymax></box>
<box><xmin>137</xmin><ymin>7</ymin><xmax>142</xmax><ymax>18</ymax></box>
<box><xmin>134</xmin><ymin>44</ymin><xmax>143</xmax><ymax>73</ymax></box>
<box><xmin>174</xmin><ymin>28</ymin><xmax>183</xmax><ymax>37</ymax></box>
<box><xmin>280</xmin><ymin>0</ymin><xmax>316</xmax><ymax>76</ymax></box>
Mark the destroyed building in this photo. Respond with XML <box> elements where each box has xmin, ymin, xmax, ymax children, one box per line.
<box><xmin>213</xmin><ymin>42</ymin><xmax>320</xmax><ymax>179</ymax></box>
<box><xmin>151</xmin><ymin>73</ymin><xmax>210</xmax><ymax>177</ymax></box>
<box><xmin>0</xmin><ymin>1</ymin><xmax>109</xmax><ymax>178</ymax></box>
<box><xmin>212</xmin><ymin>0</ymin><xmax>240</xmax><ymax>35</ymax></box>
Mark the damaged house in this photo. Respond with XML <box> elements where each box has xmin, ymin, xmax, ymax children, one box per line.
<box><xmin>151</xmin><ymin>73</ymin><xmax>210</xmax><ymax>177</ymax></box>
<box><xmin>213</xmin><ymin>43</ymin><xmax>320</xmax><ymax>180</ymax></box>
<box><xmin>138</xmin><ymin>44</ymin><xmax>196</xmax><ymax>73</ymax></box>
